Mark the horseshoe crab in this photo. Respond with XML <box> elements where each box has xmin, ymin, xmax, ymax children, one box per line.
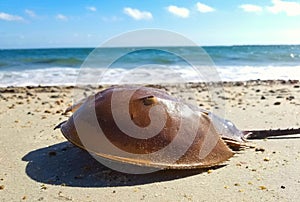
<box><xmin>55</xmin><ymin>86</ymin><xmax>300</xmax><ymax>169</ymax></box>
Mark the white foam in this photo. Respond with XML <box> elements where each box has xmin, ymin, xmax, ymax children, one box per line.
<box><xmin>0</xmin><ymin>67</ymin><xmax>79</xmax><ymax>87</ymax></box>
<box><xmin>0</xmin><ymin>65</ymin><xmax>299</xmax><ymax>87</ymax></box>
<box><xmin>217</xmin><ymin>65</ymin><xmax>300</xmax><ymax>81</ymax></box>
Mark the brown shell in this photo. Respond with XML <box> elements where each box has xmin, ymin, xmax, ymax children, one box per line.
<box><xmin>59</xmin><ymin>86</ymin><xmax>237</xmax><ymax>169</ymax></box>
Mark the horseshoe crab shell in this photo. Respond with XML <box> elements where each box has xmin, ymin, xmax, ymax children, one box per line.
<box><xmin>57</xmin><ymin>86</ymin><xmax>246</xmax><ymax>169</ymax></box>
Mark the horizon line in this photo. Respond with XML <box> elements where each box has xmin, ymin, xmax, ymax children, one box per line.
<box><xmin>1</xmin><ymin>43</ymin><xmax>300</xmax><ymax>50</ymax></box>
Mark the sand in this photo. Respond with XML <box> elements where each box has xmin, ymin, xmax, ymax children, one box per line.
<box><xmin>0</xmin><ymin>80</ymin><xmax>299</xmax><ymax>202</ymax></box>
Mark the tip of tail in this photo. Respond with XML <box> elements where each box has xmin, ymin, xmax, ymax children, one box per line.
<box><xmin>54</xmin><ymin>121</ymin><xmax>67</xmax><ymax>130</ymax></box>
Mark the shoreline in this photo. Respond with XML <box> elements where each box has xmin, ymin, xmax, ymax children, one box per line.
<box><xmin>1</xmin><ymin>79</ymin><xmax>299</xmax><ymax>201</ymax></box>
<box><xmin>1</xmin><ymin>78</ymin><xmax>299</xmax><ymax>89</ymax></box>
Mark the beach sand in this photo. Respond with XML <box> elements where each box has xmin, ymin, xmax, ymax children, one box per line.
<box><xmin>0</xmin><ymin>80</ymin><xmax>299</xmax><ymax>201</ymax></box>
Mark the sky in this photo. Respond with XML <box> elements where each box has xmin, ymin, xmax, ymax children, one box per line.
<box><xmin>1</xmin><ymin>0</ymin><xmax>300</xmax><ymax>48</ymax></box>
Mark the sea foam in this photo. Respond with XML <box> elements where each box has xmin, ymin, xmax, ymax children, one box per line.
<box><xmin>0</xmin><ymin>65</ymin><xmax>299</xmax><ymax>87</ymax></box>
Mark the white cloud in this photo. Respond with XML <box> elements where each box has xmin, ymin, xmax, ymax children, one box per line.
<box><xmin>240</xmin><ymin>4</ymin><xmax>263</xmax><ymax>13</ymax></box>
<box><xmin>25</xmin><ymin>9</ymin><xmax>36</xmax><ymax>17</ymax></box>
<box><xmin>56</xmin><ymin>14</ymin><xmax>68</xmax><ymax>21</ymax></box>
<box><xmin>196</xmin><ymin>2</ymin><xmax>215</xmax><ymax>13</ymax></box>
<box><xmin>86</xmin><ymin>6</ymin><xmax>97</xmax><ymax>12</ymax></box>
<box><xmin>167</xmin><ymin>5</ymin><xmax>190</xmax><ymax>18</ymax></box>
<box><xmin>123</xmin><ymin>7</ymin><xmax>153</xmax><ymax>20</ymax></box>
<box><xmin>267</xmin><ymin>0</ymin><xmax>300</xmax><ymax>16</ymax></box>
<box><xmin>0</xmin><ymin>12</ymin><xmax>24</xmax><ymax>21</ymax></box>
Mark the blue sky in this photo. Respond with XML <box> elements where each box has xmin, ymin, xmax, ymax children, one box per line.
<box><xmin>1</xmin><ymin>0</ymin><xmax>300</xmax><ymax>48</ymax></box>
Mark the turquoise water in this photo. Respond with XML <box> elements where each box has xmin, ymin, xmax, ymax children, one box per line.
<box><xmin>0</xmin><ymin>45</ymin><xmax>299</xmax><ymax>86</ymax></box>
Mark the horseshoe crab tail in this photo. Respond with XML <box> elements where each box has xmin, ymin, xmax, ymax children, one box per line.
<box><xmin>62</xmin><ymin>95</ymin><xmax>94</xmax><ymax>115</ymax></box>
<box><xmin>54</xmin><ymin>120</ymin><xmax>67</xmax><ymax>130</ymax></box>
<box><xmin>244</xmin><ymin>128</ymin><xmax>300</xmax><ymax>139</ymax></box>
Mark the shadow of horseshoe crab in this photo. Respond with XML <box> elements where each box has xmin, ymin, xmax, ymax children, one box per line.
<box><xmin>22</xmin><ymin>141</ymin><xmax>224</xmax><ymax>187</ymax></box>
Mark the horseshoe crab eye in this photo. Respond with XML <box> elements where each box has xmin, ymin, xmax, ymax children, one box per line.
<box><xmin>142</xmin><ymin>95</ymin><xmax>158</xmax><ymax>106</ymax></box>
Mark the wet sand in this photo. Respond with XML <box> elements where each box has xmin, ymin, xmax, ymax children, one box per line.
<box><xmin>0</xmin><ymin>80</ymin><xmax>299</xmax><ymax>201</ymax></box>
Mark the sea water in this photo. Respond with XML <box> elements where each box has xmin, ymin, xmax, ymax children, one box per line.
<box><xmin>0</xmin><ymin>45</ymin><xmax>299</xmax><ymax>87</ymax></box>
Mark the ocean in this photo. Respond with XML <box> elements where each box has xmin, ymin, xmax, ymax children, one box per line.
<box><xmin>0</xmin><ymin>45</ymin><xmax>300</xmax><ymax>87</ymax></box>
